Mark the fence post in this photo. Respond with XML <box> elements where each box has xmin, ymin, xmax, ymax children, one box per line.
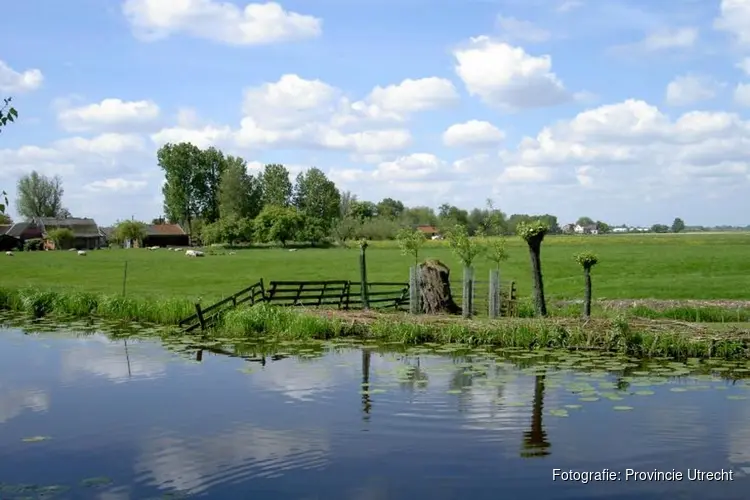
<box><xmin>359</xmin><ymin>240</ymin><xmax>370</xmax><ymax>310</ymax></box>
<box><xmin>121</xmin><ymin>261</ymin><xmax>128</xmax><ymax>296</ymax></box>
<box><xmin>489</xmin><ymin>269</ymin><xmax>500</xmax><ymax>319</ymax></box>
<box><xmin>462</xmin><ymin>266</ymin><xmax>474</xmax><ymax>319</ymax></box>
<box><xmin>195</xmin><ymin>303</ymin><xmax>206</xmax><ymax>330</ymax></box>
<box><xmin>409</xmin><ymin>266</ymin><xmax>421</xmax><ymax>314</ymax></box>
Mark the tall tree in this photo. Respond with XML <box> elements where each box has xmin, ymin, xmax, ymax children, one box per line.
<box><xmin>376</xmin><ymin>198</ymin><xmax>404</xmax><ymax>219</ymax></box>
<box><xmin>219</xmin><ymin>156</ymin><xmax>262</xmax><ymax>219</ymax></box>
<box><xmin>517</xmin><ymin>220</ymin><xmax>549</xmax><ymax>317</ymax></box>
<box><xmin>1</xmin><ymin>97</ymin><xmax>19</xmax><ymax>215</ymax></box>
<box><xmin>158</xmin><ymin>142</ymin><xmax>204</xmax><ymax>234</ymax></box>
<box><xmin>16</xmin><ymin>171</ymin><xmax>66</xmax><ymax>218</ymax></box>
<box><xmin>259</xmin><ymin>164</ymin><xmax>292</xmax><ymax>207</ymax></box>
<box><xmin>292</xmin><ymin>168</ymin><xmax>341</xmax><ymax>222</ymax></box>
<box><xmin>576</xmin><ymin>216</ymin><xmax>595</xmax><ymax>226</ymax></box>
<box><xmin>194</xmin><ymin>146</ymin><xmax>227</xmax><ymax>223</ymax></box>
<box><xmin>671</xmin><ymin>217</ymin><xmax>685</xmax><ymax>233</ymax></box>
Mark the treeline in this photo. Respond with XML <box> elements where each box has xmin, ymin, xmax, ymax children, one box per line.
<box><xmin>155</xmin><ymin>142</ymin><xmax>572</xmax><ymax>246</ymax></box>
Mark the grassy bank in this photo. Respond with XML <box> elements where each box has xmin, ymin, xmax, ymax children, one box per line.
<box><xmin>214</xmin><ymin>304</ymin><xmax>750</xmax><ymax>360</ymax></box>
<box><xmin>1</xmin><ymin>287</ymin><xmax>750</xmax><ymax>359</ymax></box>
<box><xmin>2</xmin><ymin>232</ymin><xmax>750</xmax><ymax>302</ymax></box>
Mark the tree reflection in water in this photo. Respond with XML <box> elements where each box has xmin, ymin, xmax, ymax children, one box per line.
<box><xmin>362</xmin><ymin>349</ymin><xmax>371</xmax><ymax>421</ymax></box>
<box><xmin>521</xmin><ymin>374</ymin><xmax>550</xmax><ymax>458</ymax></box>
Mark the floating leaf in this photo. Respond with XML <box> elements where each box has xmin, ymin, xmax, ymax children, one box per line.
<box><xmin>549</xmin><ymin>409</ymin><xmax>569</xmax><ymax>417</ymax></box>
<box><xmin>613</xmin><ymin>406</ymin><xmax>634</xmax><ymax>411</ymax></box>
<box><xmin>80</xmin><ymin>476</ymin><xmax>113</xmax><ymax>488</ymax></box>
<box><xmin>21</xmin><ymin>436</ymin><xmax>51</xmax><ymax>443</ymax></box>
<box><xmin>634</xmin><ymin>390</ymin><xmax>655</xmax><ymax>396</ymax></box>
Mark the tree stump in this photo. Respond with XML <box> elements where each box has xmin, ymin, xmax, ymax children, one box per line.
<box><xmin>418</xmin><ymin>259</ymin><xmax>460</xmax><ymax>315</ymax></box>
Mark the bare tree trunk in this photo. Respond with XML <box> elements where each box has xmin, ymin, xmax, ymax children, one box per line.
<box><xmin>527</xmin><ymin>238</ymin><xmax>547</xmax><ymax>317</ymax></box>
<box><xmin>418</xmin><ymin>260</ymin><xmax>460</xmax><ymax>315</ymax></box>
<box><xmin>583</xmin><ymin>266</ymin><xmax>592</xmax><ymax>318</ymax></box>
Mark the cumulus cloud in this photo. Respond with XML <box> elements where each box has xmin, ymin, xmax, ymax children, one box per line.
<box><xmin>122</xmin><ymin>0</ymin><xmax>322</xmax><ymax>45</ymax></box>
<box><xmin>497</xmin><ymin>99</ymin><xmax>750</xmax><ymax>195</ymax></box>
<box><xmin>84</xmin><ymin>178</ymin><xmax>148</xmax><ymax>192</ymax></box>
<box><xmin>348</xmin><ymin>77</ymin><xmax>459</xmax><ymax>122</ymax></box>
<box><xmin>612</xmin><ymin>27</ymin><xmax>698</xmax><ymax>55</ymax></box>
<box><xmin>442</xmin><ymin>120</ymin><xmax>505</xmax><ymax>148</ymax></box>
<box><xmin>495</xmin><ymin>15</ymin><xmax>551</xmax><ymax>43</ymax></box>
<box><xmin>0</xmin><ymin>60</ymin><xmax>43</xmax><ymax>93</ymax></box>
<box><xmin>734</xmin><ymin>83</ymin><xmax>750</xmax><ymax>107</ymax></box>
<box><xmin>453</xmin><ymin>36</ymin><xmax>569</xmax><ymax>110</ymax></box>
<box><xmin>665</xmin><ymin>75</ymin><xmax>721</xmax><ymax>106</ymax></box>
<box><xmin>58</xmin><ymin>98</ymin><xmax>160</xmax><ymax>132</ymax></box>
<box><xmin>737</xmin><ymin>58</ymin><xmax>750</xmax><ymax>76</ymax></box>
<box><xmin>714</xmin><ymin>0</ymin><xmax>750</xmax><ymax>47</ymax></box>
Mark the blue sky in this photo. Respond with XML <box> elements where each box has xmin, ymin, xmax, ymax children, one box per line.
<box><xmin>1</xmin><ymin>0</ymin><xmax>749</xmax><ymax>226</ymax></box>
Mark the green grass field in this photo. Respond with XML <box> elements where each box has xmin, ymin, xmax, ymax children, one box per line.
<box><xmin>3</xmin><ymin>232</ymin><xmax>750</xmax><ymax>303</ymax></box>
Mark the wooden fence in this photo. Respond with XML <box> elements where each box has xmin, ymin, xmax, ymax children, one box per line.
<box><xmin>179</xmin><ymin>280</ymin><xmax>266</xmax><ymax>332</ymax></box>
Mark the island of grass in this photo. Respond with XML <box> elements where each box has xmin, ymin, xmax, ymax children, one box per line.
<box><xmin>1</xmin><ymin>232</ymin><xmax>750</xmax><ymax>359</ymax></box>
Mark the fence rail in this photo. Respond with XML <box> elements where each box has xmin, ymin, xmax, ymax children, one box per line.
<box><xmin>178</xmin><ymin>275</ymin><xmax>516</xmax><ymax>332</ymax></box>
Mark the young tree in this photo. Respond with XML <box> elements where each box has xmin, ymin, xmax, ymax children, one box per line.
<box><xmin>218</xmin><ymin>155</ymin><xmax>261</xmax><ymax>219</ymax></box>
<box><xmin>396</xmin><ymin>227</ymin><xmax>427</xmax><ymax>266</ymax></box>
<box><xmin>16</xmin><ymin>171</ymin><xmax>65</xmax><ymax>218</ymax></box>
<box><xmin>575</xmin><ymin>252</ymin><xmax>599</xmax><ymax>318</ymax></box>
<box><xmin>446</xmin><ymin>223</ymin><xmax>483</xmax><ymax>268</ymax></box>
<box><xmin>47</xmin><ymin>228</ymin><xmax>75</xmax><ymax>249</ymax></box>
<box><xmin>517</xmin><ymin>220</ymin><xmax>549</xmax><ymax>317</ymax></box>
<box><xmin>259</xmin><ymin>164</ymin><xmax>293</xmax><ymax>207</ymax></box>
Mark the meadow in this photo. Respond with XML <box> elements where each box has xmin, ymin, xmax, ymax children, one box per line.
<box><xmin>2</xmin><ymin>232</ymin><xmax>749</xmax><ymax>303</ymax></box>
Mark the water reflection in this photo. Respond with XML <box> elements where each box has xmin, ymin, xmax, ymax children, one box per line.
<box><xmin>0</xmin><ymin>385</ymin><xmax>49</xmax><ymax>424</ymax></box>
<box><xmin>362</xmin><ymin>349</ymin><xmax>372</xmax><ymax>420</ymax></box>
<box><xmin>521</xmin><ymin>374</ymin><xmax>550</xmax><ymax>458</ymax></box>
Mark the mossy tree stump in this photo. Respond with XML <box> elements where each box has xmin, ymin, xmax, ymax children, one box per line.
<box><xmin>417</xmin><ymin>259</ymin><xmax>461</xmax><ymax>315</ymax></box>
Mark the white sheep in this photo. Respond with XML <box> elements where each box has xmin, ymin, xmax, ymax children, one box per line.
<box><xmin>228</xmin><ymin>251</ymin><xmax>236</xmax><ymax>255</ymax></box>
<box><xmin>185</xmin><ymin>249</ymin><xmax>205</xmax><ymax>257</ymax></box>
<box><xmin>77</xmin><ymin>250</ymin><xmax>87</xmax><ymax>256</ymax></box>
<box><xmin>5</xmin><ymin>251</ymin><xmax>13</xmax><ymax>256</ymax></box>
<box><xmin>288</xmin><ymin>248</ymin><xmax>298</xmax><ymax>252</ymax></box>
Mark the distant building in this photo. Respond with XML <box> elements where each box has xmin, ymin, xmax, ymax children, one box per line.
<box><xmin>574</xmin><ymin>224</ymin><xmax>599</xmax><ymax>235</ymax></box>
<box><xmin>612</xmin><ymin>227</ymin><xmax>628</xmax><ymax>233</ymax></box>
<box><xmin>142</xmin><ymin>224</ymin><xmax>189</xmax><ymax>247</ymax></box>
<box><xmin>36</xmin><ymin>217</ymin><xmax>101</xmax><ymax>250</ymax></box>
<box><xmin>415</xmin><ymin>225</ymin><xmax>439</xmax><ymax>238</ymax></box>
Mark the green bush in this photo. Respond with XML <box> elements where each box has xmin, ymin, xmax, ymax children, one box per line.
<box><xmin>23</xmin><ymin>238</ymin><xmax>44</xmax><ymax>251</ymax></box>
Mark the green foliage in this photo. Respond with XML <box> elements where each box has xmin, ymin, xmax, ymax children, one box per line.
<box><xmin>15</xmin><ymin>171</ymin><xmax>65</xmax><ymax>218</ymax></box>
<box><xmin>201</xmin><ymin>215</ymin><xmax>253</xmax><ymax>245</ymax></box>
<box><xmin>254</xmin><ymin>205</ymin><xmax>304</xmax><ymax>246</ymax></box>
<box><xmin>485</xmin><ymin>236</ymin><xmax>510</xmax><ymax>269</ymax></box>
<box><xmin>331</xmin><ymin>216</ymin><xmax>361</xmax><ymax>244</ymax></box>
<box><xmin>0</xmin><ymin>208</ymin><xmax>10</xmax><ymax>223</ymax></box>
<box><xmin>671</xmin><ymin>217</ymin><xmax>686</xmax><ymax>233</ymax></box>
<box><xmin>259</xmin><ymin>164</ymin><xmax>293</xmax><ymax>207</ymax></box>
<box><xmin>651</xmin><ymin>224</ymin><xmax>670</xmax><ymax>233</ymax></box>
<box><xmin>396</xmin><ymin>227</ymin><xmax>426</xmax><ymax>266</ymax></box>
<box><xmin>218</xmin><ymin>155</ymin><xmax>262</xmax><ymax>220</ymax></box>
<box><xmin>297</xmin><ymin>215</ymin><xmax>329</xmax><ymax>245</ymax></box>
<box><xmin>112</xmin><ymin>220</ymin><xmax>148</xmax><ymax>246</ymax></box>
<box><xmin>23</xmin><ymin>238</ymin><xmax>44</xmax><ymax>251</ymax></box>
<box><xmin>293</xmin><ymin>167</ymin><xmax>340</xmax><ymax>221</ymax></box>
<box><xmin>358</xmin><ymin>217</ymin><xmax>401</xmax><ymax>240</ymax></box>
<box><xmin>446</xmin><ymin>223</ymin><xmax>484</xmax><ymax>267</ymax></box>
<box><xmin>516</xmin><ymin>220</ymin><xmax>549</xmax><ymax>242</ymax></box>
<box><xmin>47</xmin><ymin>228</ymin><xmax>75</xmax><ymax>249</ymax></box>
<box><xmin>575</xmin><ymin>251</ymin><xmax>599</xmax><ymax>269</ymax></box>
<box><xmin>0</xmin><ymin>97</ymin><xmax>18</xmax><ymax>130</ymax></box>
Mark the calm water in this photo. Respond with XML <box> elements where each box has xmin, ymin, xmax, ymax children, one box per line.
<box><xmin>2</xmin><ymin>326</ymin><xmax>750</xmax><ymax>499</ymax></box>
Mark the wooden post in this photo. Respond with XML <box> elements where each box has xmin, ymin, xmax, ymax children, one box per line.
<box><xmin>195</xmin><ymin>303</ymin><xmax>206</xmax><ymax>330</ymax></box>
<box><xmin>489</xmin><ymin>269</ymin><xmax>500</xmax><ymax>319</ymax></box>
<box><xmin>409</xmin><ymin>266</ymin><xmax>421</xmax><ymax>314</ymax></box>
<box><xmin>121</xmin><ymin>261</ymin><xmax>128</xmax><ymax>296</ymax></box>
<box><xmin>462</xmin><ymin>266</ymin><xmax>474</xmax><ymax>319</ymax></box>
<box><xmin>359</xmin><ymin>241</ymin><xmax>370</xmax><ymax>310</ymax></box>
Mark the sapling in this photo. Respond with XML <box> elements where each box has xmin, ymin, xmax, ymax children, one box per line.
<box><xmin>396</xmin><ymin>228</ymin><xmax>426</xmax><ymax>267</ymax></box>
<box><xmin>516</xmin><ymin>220</ymin><xmax>549</xmax><ymax>317</ymax></box>
<box><xmin>575</xmin><ymin>251</ymin><xmax>599</xmax><ymax>318</ymax></box>
<box><xmin>446</xmin><ymin>224</ymin><xmax>484</xmax><ymax>318</ymax></box>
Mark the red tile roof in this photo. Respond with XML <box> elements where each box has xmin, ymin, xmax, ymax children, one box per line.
<box><xmin>416</xmin><ymin>225</ymin><xmax>438</xmax><ymax>233</ymax></box>
<box><xmin>147</xmin><ymin>224</ymin><xmax>186</xmax><ymax>236</ymax></box>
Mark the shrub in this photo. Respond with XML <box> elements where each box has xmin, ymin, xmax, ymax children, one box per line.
<box><xmin>23</xmin><ymin>238</ymin><xmax>44</xmax><ymax>251</ymax></box>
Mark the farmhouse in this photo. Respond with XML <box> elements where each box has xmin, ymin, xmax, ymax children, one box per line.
<box><xmin>142</xmin><ymin>224</ymin><xmax>189</xmax><ymax>247</ymax></box>
<box><xmin>4</xmin><ymin>221</ymin><xmax>43</xmax><ymax>244</ymax></box>
<box><xmin>416</xmin><ymin>225</ymin><xmax>440</xmax><ymax>238</ymax></box>
<box><xmin>574</xmin><ymin>224</ymin><xmax>599</xmax><ymax>235</ymax></box>
<box><xmin>37</xmin><ymin>217</ymin><xmax>101</xmax><ymax>250</ymax></box>
<box><xmin>0</xmin><ymin>224</ymin><xmax>20</xmax><ymax>251</ymax></box>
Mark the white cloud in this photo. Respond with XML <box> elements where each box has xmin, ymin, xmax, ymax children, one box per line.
<box><xmin>737</xmin><ymin>58</ymin><xmax>750</xmax><ymax>76</ymax></box>
<box><xmin>665</xmin><ymin>75</ymin><xmax>721</xmax><ymax>106</ymax></box>
<box><xmin>734</xmin><ymin>83</ymin><xmax>750</xmax><ymax>107</ymax></box>
<box><xmin>122</xmin><ymin>0</ymin><xmax>322</xmax><ymax>45</ymax></box>
<box><xmin>453</xmin><ymin>36</ymin><xmax>569</xmax><ymax>110</ymax></box>
<box><xmin>0</xmin><ymin>385</ymin><xmax>49</xmax><ymax>424</ymax></box>
<box><xmin>497</xmin><ymin>99</ymin><xmax>750</xmax><ymax>195</ymax></box>
<box><xmin>349</xmin><ymin>77</ymin><xmax>459</xmax><ymax>122</ymax></box>
<box><xmin>151</xmin><ymin>124</ymin><xmax>234</xmax><ymax>149</ymax></box>
<box><xmin>442</xmin><ymin>120</ymin><xmax>505</xmax><ymax>148</ymax></box>
<box><xmin>640</xmin><ymin>27</ymin><xmax>698</xmax><ymax>51</ymax></box>
<box><xmin>84</xmin><ymin>178</ymin><xmax>148</xmax><ymax>192</ymax></box>
<box><xmin>0</xmin><ymin>60</ymin><xmax>43</xmax><ymax>93</ymax></box>
<box><xmin>714</xmin><ymin>0</ymin><xmax>750</xmax><ymax>47</ymax></box>
<box><xmin>58</xmin><ymin>98</ymin><xmax>160</xmax><ymax>132</ymax></box>
<box><xmin>61</xmin><ymin>336</ymin><xmax>166</xmax><ymax>383</ymax></box>
<box><xmin>556</xmin><ymin>0</ymin><xmax>583</xmax><ymax>12</ymax></box>
<box><xmin>495</xmin><ymin>15</ymin><xmax>551</xmax><ymax>43</ymax></box>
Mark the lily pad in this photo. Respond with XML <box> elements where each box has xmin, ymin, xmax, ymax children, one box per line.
<box><xmin>613</xmin><ymin>406</ymin><xmax>634</xmax><ymax>411</ymax></box>
<box><xmin>21</xmin><ymin>436</ymin><xmax>51</xmax><ymax>443</ymax></box>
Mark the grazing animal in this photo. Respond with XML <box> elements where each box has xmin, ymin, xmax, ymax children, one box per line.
<box><xmin>229</xmin><ymin>251</ymin><xmax>236</xmax><ymax>255</ymax></box>
<box><xmin>288</xmin><ymin>248</ymin><xmax>298</xmax><ymax>252</ymax></box>
<box><xmin>5</xmin><ymin>251</ymin><xmax>13</xmax><ymax>256</ymax></box>
<box><xmin>77</xmin><ymin>250</ymin><xmax>87</xmax><ymax>256</ymax></box>
<box><xmin>185</xmin><ymin>249</ymin><xmax>205</xmax><ymax>257</ymax></box>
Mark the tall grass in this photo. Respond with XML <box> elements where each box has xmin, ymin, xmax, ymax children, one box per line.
<box><xmin>217</xmin><ymin>304</ymin><xmax>750</xmax><ymax>360</ymax></box>
<box><xmin>0</xmin><ymin>287</ymin><xmax>193</xmax><ymax>324</ymax></box>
